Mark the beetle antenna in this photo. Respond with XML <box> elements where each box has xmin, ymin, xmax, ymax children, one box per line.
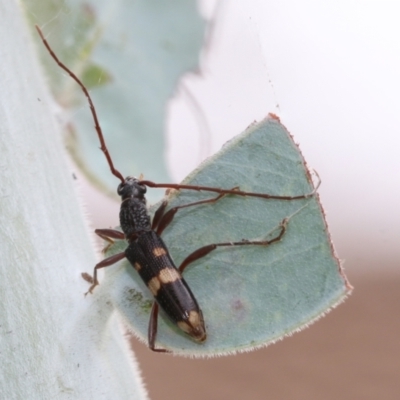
<box><xmin>35</xmin><ymin>25</ymin><xmax>125</xmax><ymax>184</ymax></box>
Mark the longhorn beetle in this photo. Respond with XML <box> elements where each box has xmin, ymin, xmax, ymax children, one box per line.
<box><xmin>36</xmin><ymin>26</ymin><xmax>319</xmax><ymax>352</ymax></box>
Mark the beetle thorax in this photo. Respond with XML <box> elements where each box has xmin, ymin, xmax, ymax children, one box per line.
<box><xmin>118</xmin><ymin>177</ymin><xmax>151</xmax><ymax>238</ymax></box>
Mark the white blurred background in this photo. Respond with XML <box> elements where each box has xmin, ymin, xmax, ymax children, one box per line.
<box><xmin>166</xmin><ymin>0</ymin><xmax>400</xmax><ymax>272</ymax></box>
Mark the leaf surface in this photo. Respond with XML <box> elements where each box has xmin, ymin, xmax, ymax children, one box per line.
<box><xmin>97</xmin><ymin>115</ymin><xmax>351</xmax><ymax>356</ymax></box>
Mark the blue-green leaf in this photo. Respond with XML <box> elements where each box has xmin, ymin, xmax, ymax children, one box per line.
<box><xmin>93</xmin><ymin>115</ymin><xmax>351</xmax><ymax>356</ymax></box>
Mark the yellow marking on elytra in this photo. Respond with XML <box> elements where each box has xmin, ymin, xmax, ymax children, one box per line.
<box><xmin>147</xmin><ymin>277</ymin><xmax>161</xmax><ymax>296</ymax></box>
<box><xmin>177</xmin><ymin>321</ymin><xmax>191</xmax><ymax>334</ymax></box>
<box><xmin>147</xmin><ymin>268</ymin><xmax>180</xmax><ymax>297</ymax></box>
<box><xmin>177</xmin><ymin>311</ymin><xmax>207</xmax><ymax>342</ymax></box>
<box><xmin>188</xmin><ymin>310</ymin><xmax>202</xmax><ymax>327</ymax></box>
<box><xmin>153</xmin><ymin>247</ymin><xmax>167</xmax><ymax>257</ymax></box>
<box><xmin>134</xmin><ymin>262</ymin><xmax>141</xmax><ymax>271</ymax></box>
<box><xmin>158</xmin><ymin>267</ymin><xmax>181</xmax><ymax>284</ymax></box>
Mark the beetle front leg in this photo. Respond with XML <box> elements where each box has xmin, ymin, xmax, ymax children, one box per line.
<box><xmin>154</xmin><ymin>189</ymin><xmax>238</xmax><ymax>236</ymax></box>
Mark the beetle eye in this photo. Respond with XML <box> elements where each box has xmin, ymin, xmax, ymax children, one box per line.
<box><xmin>139</xmin><ymin>185</ymin><xmax>147</xmax><ymax>194</ymax></box>
<box><xmin>117</xmin><ymin>183</ymin><xmax>125</xmax><ymax>195</ymax></box>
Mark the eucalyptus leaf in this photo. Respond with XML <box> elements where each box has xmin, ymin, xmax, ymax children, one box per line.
<box><xmin>91</xmin><ymin>115</ymin><xmax>351</xmax><ymax>356</ymax></box>
<box><xmin>24</xmin><ymin>0</ymin><xmax>206</xmax><ymax>202</ymax></box>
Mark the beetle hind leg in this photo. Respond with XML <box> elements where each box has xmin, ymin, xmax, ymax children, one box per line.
<box><xmin>148</xmin><ymin>302</ymin><xmax>170</xmax><ymax>353</ymax></box>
